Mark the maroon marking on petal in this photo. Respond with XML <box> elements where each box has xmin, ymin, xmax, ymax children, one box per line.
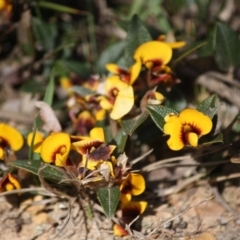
<box><xmin>89</xmin><ymin>145</ymin><xmax>112</xmax><ymax>161</ymax></box>
<box><xmin>51</xmin><ymin>144</ymin><xmax>66</xmax><ymax>162</ymax></box>
<box><xmin>180</xmin><ymin>123</ymin><xmax>202</xmax><ymax>145</ymax></box>
<box><xmin>145</xmin><ymin>59</ymin><xmax>163</xmax><ymax>71</ymax></box>
<box><xmin>118</xmin><ymin>68</ymin><xmax>129</xmax><ymax>76</ymax></box>
<box><xmin>0</xmin><ymin>137</ymin><xmax>10</xmax><ymax>149</ymax></box>
<box><xmin>0</xmin><ymin>174</ymin><xmax>8</xmax><ymax>192</ymax></box>
<box><xmin>70</xmin><ymin>136</ymin><xmax>85</xmax><ymax>143</ymax></box>
<box><xmin>80</xmin><ymin>141</ymin><xmax>103</xmax><ymax>154</ymax></box>
<box><xmin>121</xmin><ymin>181</ymin><xmax>133</xmax><ymax>194</ymax></box>
<box><xmin>108</xmin><ymin>87</ymin><xmax>119</xmax><ymax>104</ymax></box>
<box><xmin>75</xmin><ymin>118</ymin><xmax>95</xmax><ymax>136</ymax></box>
<box><xmin>121</xmin><ymin>205</ymin><xmax>142</xmax><ymax>224</ymax></box>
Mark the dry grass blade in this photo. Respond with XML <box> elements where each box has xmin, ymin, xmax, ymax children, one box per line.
<box><xmin>142</xmin><ymin>155</ymin><xmax>192</xmax><ymax>172</ymax></box>
<box><xmin>131</xmin><ymin>149</ymin><xmax>153</xmax><ymax>165</ymax></box>
<box><xmin>0</xmin><ymin>187</ymin><xmax>52</xmax><ymax>197</ymax></box>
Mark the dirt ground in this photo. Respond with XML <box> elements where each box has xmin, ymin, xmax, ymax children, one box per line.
<box><xmin>1</xmin><ymin>183</ymin><xmax>240</xmax><ymax>239</ymax></box>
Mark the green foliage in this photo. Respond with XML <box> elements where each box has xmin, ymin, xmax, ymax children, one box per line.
<box><xmin>11</xmin><ymin>160</ymin><xmax>68</xmax><ymax>183</ymax></box>
<box><xmin>97</xmin><ymin>187</ymin><xmax>121</xmax><ymax>218</ymax></box>
<box><xmin>98</xmin><ymin>41</ymin><xmax>125</xmax><ymax>74</ymax></box>
<box><xmin>173</xmin><ymin>41</ymin><xmax>206</xmax><ymax>66</ymax></box>
<box><xmin>213</xmin><ymin>22</ymin><xmax>240</xmax><ymax>71</ymax></box>
<box><xmin>4</xmin><ymin>0</ymin><xmax>240</xmax><ymax>231</ymax></box>
<box><xmin>120</xmin><ymin>111</ymin><xmax>149</xmax><ymax>136</ymax></box>
<box><xmin>112</xmin><ymin>129</ymin><xmax>128</xmax><ymax>154</ymax></box>
<box><xmin>38</xmin><ymin>1</ymin><xmax>80</xmax><ymax>14</ymax></box>
<box><xmin>70</xmin><ymin>86</ymin><xmax>95</xmax><ymax>97</ymax></box>
<box><xmin>147</xmin><ymin>105</ymin><xmax>179</xmax><ymax>132</ymax></box>
<box><xmin>32</xmin><ymin>17</ymin><xmax>57</xmax><ymax>51</ymax></box>
<box><xmin>124</xmin><ymin>15</ymin><xmax>152</xmax><ymax>67</ymax></box>
<box><xmin>20</xmin><ymin>80</ymin><xmax>45</xmax><ymax>94</ymax></box>
<box><xmin>43</xmin><ymin>69</ymin><xmax>55</xmax><ymax>106</ymax></box>
<box><xmin>58</xmin><ymin>60</ymin><xmax>91</xmax><ymax>78</ymax></box>
<box><xmin>196</xmin><ymin>94</ymin><xmax>220</xmax><ymax>119</ymax></box>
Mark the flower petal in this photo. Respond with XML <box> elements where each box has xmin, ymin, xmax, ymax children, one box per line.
<box><xmin>113</xmin><ymin>224</ymin><xmax>128</xmax><ymax>237</ymax></box>
<box><xmin>0</xmin><ymin>148</ymin><xmax>4</xmax><ymax>160</ymax></box>
<box><xmin>110</xmin><ymin>86</ymin><xmax>134</xmax><ymax>120</ymax></box>
<box><xmin>27</xmin><ymin>131</ymin><xmax>45</xmax><ymax>153</ymax></box>
<box><xmin>0</xmin><ymin>123</ymin><xmax>23</xmax><ymax>151</ymax></box>
<box><xmin>120</xmin><ymin>192</ymin><xmax>132</xmax><ymax>203</ymax></box>
<box><xmin>134</xmin><ymin>41</ymin><xmax>172</xmax><ymax>66</ymax></box>
<box><xmin>129</xmin><ymin>60</ymin><xmax>142</xmax><ymax>85</ymax></box>
<box><xmin>121</xmin><ymin>201</ymin><xmax>148</xmax><ymax>223</ymax></box>
<box><xmin>105</xmin><ymin>63</ymin><xmax>128</xmax><ymax>76</ymax></box>
<box><xmin>8</xmin><ymin>173</ymin><xmax>21</xmax><ymax>190</ymax></box>
<box><xmin>90</xmin><ymin>127</ymin><xmax>105</xmax><ymax>142</ymax></box>
<box><xmin>129</xmin><ymin>173</ymin><xmax>145</xmax><ymax>195</ymax></box>
<box><xmin>179</xmin><ymin>109</ymin><xmax>212</xmax><ymax>135</ymax></box>
<box><xmin>71</xmin><ymin>139</ymin><xmax>103</xmax><ymax>155</ymax></box>
<box><xmin>40</xmin><ymin>132</ymin><xmax>71</xmax><ymax>167</ymax></box>
<box><xmin>164</xmin><ymin>115</ymin><xmax>184</xmax><ymax>151</ymax></box>
<box><xmin>187</xmin><ymin>132</ymin><xmax>198</xmax><ymax>147</ymax></box>
<box><xmin>167</xmin><ymin>41</ymin><xmax>186</xmax><ymax>49</ymax></box>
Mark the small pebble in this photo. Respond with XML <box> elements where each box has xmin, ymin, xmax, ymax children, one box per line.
<box><xmin>235</xmin><ymin>219</ymin><xmax>240</xmax><ymax>225</ymax></box>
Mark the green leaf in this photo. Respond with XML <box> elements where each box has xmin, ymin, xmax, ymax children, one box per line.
<box><xmin>60</xmin><ymin>60</ymin><xmax>91</xmax><ymax>78</ymax></box>
<box><xmin>120</xmin><ymin>111</ymin><xmax>149</xmax><ymax>136</ymax></box>
<box><xmin>164</xmin><ymin>0</ymin><xmax>188</xmax><ymax>14</ymax></box>
<box><xmin>32</xmin><ymin>17</ymin><xmax>57</xmax><ymax>51</ymax></box>
<box><xmin>11</xmin><ymin>160</ymin><xmax>68</xmax><ymax>183</ymax></box>
<box><xmin>147</xmin><ymin>105</ymin><xmax>179</xmax><ymax>132</ymax></box>
<box><xmin>214</xmin><ymin>22</ymin><xmax>240</xmax><ymax>71</ymax></box>
<box><xmin>97</xmin><ymin>187</ymin><xmax>120</xmax><ymax>218</ymax></box>
<box><xmin>195</xmin><ymin>0</ymin><xmax>210</xmax><ymax>20</ymax></box>
<box><xmin>20</xmin><ymin>80</ymin><xmax>45</xmax><ymax>94</ymax></box>
<box><xmin>201</xmin><ymin>133</ymin><xmax>224</xmax><ymax>146</ymax></box>
<box><xmin>69</xmin><ymin>86</ymin><xmax>94</xmax><ymax>97</ymax></box>
<box><xmin>173</xmin><ymin>41</ymin><xmax>207</xmax><ymax>66</ymax></box>
<box><xmin>196</xmin><ymin>95</ymin><xmax>220</xmax><ymax>119</ymax></box>
<box><xmin>44</xmin><ymin>69</ymin><xmax>55</xmax><ymax>106</ymax></box>
<box><xmin>124</xmin><ymin>15</ymin><xmax>152</xmax><ymax>67</ymax></box>
<box><xmin>98</xmin><ymin>41</ymin><xmax>125</xmax><ymax>74</ymax></box>
<box><xmin>112</xmin><ymin>129</ymin><xmax>128</xmax><ymax>153</ymax></box>
<box><xmin>38</xmin><ymin>1</ymin><xmax>81</xmax><ymax>14</ymax></box>
<box><xmin>197</xmin><ymin>27</ymin><xmax>215</xmax><ymax>57</ymax></box>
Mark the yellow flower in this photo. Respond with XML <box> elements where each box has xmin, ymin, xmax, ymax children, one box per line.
<box><xmin>0</xmin><ymin>123</ymin><xmax>24</xmax><ymax>160</ymax></box>
<box><xmin>72</xmin><ymin>110</ymin><xmax>96</xmax><ymax>135</ymax></box>
<box><xmin>0</xmin><ymin>173</ymin><xmax>21</xmax><ymax>192</ymax></box>
<box><xmin>99</xmin><ymin>75</ymin><xmax>134</xmax><ymax>120</ymax></box>
<box><xmin>60</xmin><ymin>77</ymin><xmax>73</xmax><ymax>90</ymax></box>
<box><xmin>120</xmin><ymin>201</ymin><xmax>148</xmax><ymax>224</ymax></box>
<box><xmin>40</xmin><ymin>132</ymin><xmax>71</xmax><ymax>167</ymax></box>
<box><xmin>0</xmin><ymin>0</ymin><xmax>12</xmax><ymax>13</ymax></box>
<box><xmin>128</xmin><ymin>41</ymin><xmax>173</xmax><ymax>85</ymax></box>
<box><xmin>113</xmin><ymin>224</ymin><xmax>129</xmax><ymax>237</ymax></box>
<box><xmin>148</xmin><ymin>65</ymin><xmax>179</xmax><ymax>89</ymax></box>
<box><xmin>120</xmin><ymin>173</ymin><xmax>145</xmax><ymax>202</ymax></box>
<box><xmin>83</xmin><ymin>95</ymin><xmax>107</xmax><ymax>121</ymax></box>
<box><xmin>164</xmin><ymin>108</ymin><xmax>213</xmax><ymax>151</ymax></box>
<box><xmin>105</xmin><ymin>63</ymin><xmax>141</xmax><ymax>85</ymax></box>
<box><xmin>141</xmin><ymin>90</ymin><xmax>165</xmax><ymax>109</ymax></box>
<box><xmin>27</xmin><ymin>131</ymin><xmax>45</xmax><ymax>153</ymax></box>
<box><xmin>113</xmin><ymin>201</ymin><xmax>148</xmax><ymax>236</ymax></box>
<box><xmin>134</xmin><ymin>41</ymin><xmax>172</xmax><ymax>69</ymax></box>
<box><xmin>71</xmin><ymin>127</ymin><xmax>116</xmax><ymax>170</ymax></box>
